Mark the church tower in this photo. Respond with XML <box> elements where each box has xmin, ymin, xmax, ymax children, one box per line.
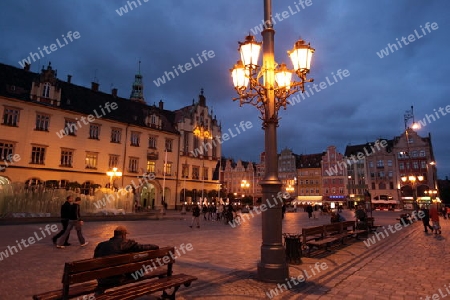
<box><xmin>130</xmin><ymin>61</ymin><xmax>145</xmax><ymax>103</ymax></box>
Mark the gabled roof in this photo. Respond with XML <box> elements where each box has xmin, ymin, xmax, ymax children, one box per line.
<box><xmin>297</xmin><ymin>153</ymin><xmax>325</xmax><ymax>168</ymax></box>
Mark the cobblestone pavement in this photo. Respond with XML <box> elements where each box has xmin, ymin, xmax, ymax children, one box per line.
<box><xmin>0</xmin><ymin>210</ymin><xmax>448</xmax><ymax>299</ymax></box>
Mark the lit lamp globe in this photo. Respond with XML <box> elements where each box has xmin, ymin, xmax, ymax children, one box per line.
<box><xmin>288</xmin><ymin>39</ymin><xmax>315</xmax><ymax>74</ymax></box>
<box><xmin>239</xmin><ymin>35</ymin><xmax>262</xmax><ymax>68</ymax></box>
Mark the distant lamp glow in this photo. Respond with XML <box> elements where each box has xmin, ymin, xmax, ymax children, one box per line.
<box><xmin>411</xmin><ymin>122</ymin><xmax>420</xmax><ymax>130</ymax></box>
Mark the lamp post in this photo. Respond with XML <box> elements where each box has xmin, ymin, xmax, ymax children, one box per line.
<box><xmin>230</xmin><ymin>0</ymin><xmax>314</xmax><ymax>282</ymax></box>
<box><xmin>241</xmin><ymin>179</ymin><xmax>250</xmax><ymax>205</ymax></box>
<box><xmin>193</xmin><ymin>125</ymin><xmax>212</xmax><ymax>205</ymax></box>
<box><xmin>401</xmin><ymin>175</ymin><xmax>423</xmax><ymax>210</ymax></box>
<box><xmin>106</xmin><ymin>167</ymin><xmax>122</xmax><ymax>190</ymax></box>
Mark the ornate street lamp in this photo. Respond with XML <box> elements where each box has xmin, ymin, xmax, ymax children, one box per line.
<box><xmin>230</xmin><ymin>0</ymin><xmax>314</xmax><ymax>283</ymax></box>
<box><xmin>401</xmin><ymin>175</ymin><xmax>423</xmax><ymax>210</ymax></box>
<box><xmin>193</xmin><ymin>125</ymin><xmax>212</xmax><ymax>205</ymax></box>
<box><xmin>106</xmin><ymin>167</ymin><xmax>122</xmax><ymax>190</ymax></box>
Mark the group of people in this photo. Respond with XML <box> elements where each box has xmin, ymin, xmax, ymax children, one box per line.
<box><xmin>420</xmin><ymin>204</ymin><xmax>442</xmax><ymax>234</ymax></box>
<box><xmin>52</xmin><ymin>195</ymin><xmax>88</xmax><ymax>248</ymax></box>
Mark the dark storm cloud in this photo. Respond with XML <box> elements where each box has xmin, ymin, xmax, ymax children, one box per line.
<box><xmin>1</xmin><ymin>0</ymin><xmax>449</xmax><ymax>177</ymax></box>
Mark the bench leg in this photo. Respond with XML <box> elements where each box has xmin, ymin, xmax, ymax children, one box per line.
<box><xmin>161</xmin><ymin>285</ymin><xmax>180</xmax><ymax>300</ymax></box>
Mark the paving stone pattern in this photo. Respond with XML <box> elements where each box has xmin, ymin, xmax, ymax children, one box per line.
<box><xmin>0</xmin><ymin>210</ymin><xmax>448</xmax><ymax>299</ymax></box>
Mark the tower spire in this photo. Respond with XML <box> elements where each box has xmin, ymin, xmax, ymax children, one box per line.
<box><xmin>130</xmin><ymin>61</ymin><xmax>145</xmax><ymax>103</ymax></box>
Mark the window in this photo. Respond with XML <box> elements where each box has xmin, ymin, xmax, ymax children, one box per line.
<box><xmin>370</xmin><ymin>172</ymin><xmax>375</xmax><ymax>178</ymax></box>
<box><xmin>31</xmin><ymin>146</ymin><xmax>46</xmax><ymax>164</ymax></box>
<box><xmin>2</xmin><ymin>107</ymin><xmax>20</xmax><ymax>126</ymax></box>
<box><xmin>412</xmin><ymin>150</ymin><xmax>418</xmax><ymax>157</ymax></box>
<box><xmin>35</xmin><ymin>113</ymin><xmax>50</xmax><ymax>131</ymax></box>
<box><xmin>146</xmin><ymin>160</ymin><xmax>155</xmax><ymax>173</ymax></box>
<box><xmin>389</xmin><ymin>182</ymin><xmax>394</xmax><ymax>189</ymax></box>
<box><xmin>377</xmin><ymin>160</ymin><xmax>384</xmax><ymax>167</ymax></box>
<box><xmin>130</xmin><ymin>131</ymin><xmax>140</xmax><ymax>147</ymax></box>
<box><xmin>182</xmin><ymin>164</ymin><xmax>189</xmax><ymax>178</ymax></box>
<box><xmin>202</xmin><ymin>167</ymin><xmax>208</xmax><ymax>180</ymax></box>
<box><xmin>388</xmin><ymin>171</ymin><xmax>393</xmax><ymax>178</ymax></box>
<box><xmin>331</xmin><ymin>187</ymin><xmax>336</xmax><ymax>194</ymax></box>
<box><xmin>85</xmin><ymin>152</ymin><xmax>98</xmax><ymax>169</ymax></box>
<box><xmin>165</xmin><ymin>139</ymin><xmax>173</xmax><ymax>152</ymax></box>
<box><xmin>371</xmin><ymin>183</ymin><xmax>375</xmax><ymax>189</ymax></box>
<box><xmin>60</xmin><ymin>149</ymin><xmax>74</xmax><ymax>167</ymax></box>
<box><xmin>89</xmin><ymin>124</ymin><xmax>100</xmax><ymax>139</ymax></box>
<box><xmin>0</xmin><ymin>141</ymin><xmax>14</xmax><ymax>161</ymax></box>
<box><xmin>164</xmin><ymin>162</ymin><xmax>173</xmax><ymax>176</ymax></box>
<box><xmin>42</xmin><ymin>82</ymin><xmax>50</xmax><ymax>98</ymax></box>
<box><xmin>378</xmin><ymin>172</ymin><xmax>385</xmax><ymax>178</ymax></box>
<box><xmin>387</xmin><ymin>160</ymin><xmax>392</xmax><ymax>167</ymax></box>
<box><xmin>399</xmin><ymin>162</ymin><xmax>404</xmax><ymax>170</ymax></box>
<box><xmin>413</xmin><ymin>161</ymin><xmax>419</xmax><ymax>169</ymax></box>
<box><xmin>148</xmin><ymin>135</ymin><xmax>157</xmax><ymax>149</ymax></box>
<box><xmin>379</xmin><ymin>182</ymin><xmax>386</xmax><ymax>189</ymax></box>
<box><xmin>64</xmin><ymin>119</ymin><xmax>77</xmax><ymax>136</ymax></box>
<box><xmin>192</xmin><ymin>166</ymin><xmax>200</xmax><ymax>180</ymax></box>
<box><xmin>421</xmin><ymin>161</ymin><xmax>427</xmax><ymax>169</ymax></box>
<box><xmin>369</xmin><ymin>161</ymin><xmax>373</xmax><ymax>168</ymax></box>
<box><xmin>108</xmin><ymin>155</ymin><xmax>119</xmax><ymax>169</ymax></box>
<box><xmin>339</xmin><ymin>188</ymin><xmax>344</xmax><ymax>194</ymax></box>
<box><xmin>183</xmin><ymin>133</ymin><xmax>189</xmax><ymax>153</ymax></box>
<box><xmin>419</xmin><ymin>150</ymin><xmax>426</xmax><ymax>157</ymax></box>
<box><xmin>111</xmin><ymin>128</ymin><xmax>122</xmax><ymax>143</ymax></box>
<box><xmin>128</xmin><ymin>157</ymin><xmax>139</xmax><ymax>173</ymax></box>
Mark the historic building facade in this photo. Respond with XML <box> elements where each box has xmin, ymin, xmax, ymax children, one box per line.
<box><xmin>0</xmin><ymin>62</ymin><xmax>221</xmax><ymax>210</ymax></box>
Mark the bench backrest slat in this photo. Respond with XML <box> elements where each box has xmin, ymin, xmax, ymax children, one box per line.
<box><xmin>63</xmin><ymin>246</ymin><xmax>175</xmax><ymax>284</ymax></box>
<box><xmin>323</xmin><ymin>223</ymin><xmax>343</xmax><ymax>234</ymax></box>
<box><xmin>342</xmin><ymin>220</ymin><xmax>356</xmax><ymax>231</ymax></box>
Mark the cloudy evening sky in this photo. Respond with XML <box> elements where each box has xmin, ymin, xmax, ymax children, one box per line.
<box><xmin>1</xmin><ymin>0</ymin><xmax>449</xmax><ymax>178</ymax></box>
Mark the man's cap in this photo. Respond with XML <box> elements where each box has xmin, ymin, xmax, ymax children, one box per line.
<box><xmin>114</xmin><ymin>226</ymin><xmax>129</xmax><ymax>234</ymax></box>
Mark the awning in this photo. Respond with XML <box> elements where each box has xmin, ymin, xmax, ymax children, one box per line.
<box><xmin>371</xmin><ymin>200</ymin><xmax>399</xmax><ymax>204</ymax></box>
<box><xmin>295</xmin><ymin>196</ymin><xmax>323</xmax><ymax>201</ymax></box>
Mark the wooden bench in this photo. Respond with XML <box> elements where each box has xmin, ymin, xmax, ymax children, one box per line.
<box><xmin>366</xmin><ymin>217</ymin><xmax>383</xmax><ymax>232</ymax></box>
<box><xmin>342</xmin><ymin>220</ymin><xmax>367</xmax><ymax>239</ymax></box>
<box><xmin>32</xmin><ymin>246</ymin><xmax>197</xmax><ymax>300</ymax></box>
<box><xmin>302</xmin><ymin>226</ymin><xmax>340</xmax><ymax>256</ymax></box>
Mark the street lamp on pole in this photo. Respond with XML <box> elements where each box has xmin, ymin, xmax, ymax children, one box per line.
<box><xmin>401</xmin><ymin>175</ymin><xmax>423</xmax><ymax>210</ymax></box>
<box><xmin>241</xmin><ymin>179</ymin><xmax>250</xmax><ymax>204</ymax></box>
<box><xmin>106</xmin><ymin>167</ymin><xmax>122</xmax><ymax>190</ymax></box>
<box><xmin>193</xmin><ymin>125</ymin><xmax>212</xmax><ymax>205</ymax></box>
<box><xmin>230</xmin><ymin>0</ymin><xmax>314</xmax><ymax>283</ymax></box>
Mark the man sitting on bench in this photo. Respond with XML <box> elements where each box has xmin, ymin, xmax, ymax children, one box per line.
<box><xmin>94</xmin><ymin>226</ymin><xmax>159</xmax><ymax>291</ymax></box>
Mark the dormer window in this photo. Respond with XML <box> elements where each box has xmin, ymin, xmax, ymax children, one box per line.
<box><xmin>145</xmin><ymin>114</ymin><xmax>161</xmax><ymax>129</ymax></box>
<box><xmin>42</xmin><ymin>82</ymin><xmax>50</xmax><ymax>98</ymax></box>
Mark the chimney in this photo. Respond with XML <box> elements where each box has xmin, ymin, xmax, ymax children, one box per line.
<box><xmin>112</xmin><ymin>88</ymin><xmax>118</xmax><ymax>97</ymax></box>
<box><xmin>24</xmin><ymin>63</ymin><xmax>31</xmax><ymax>71</ymax></box>
<box><xmin>67</xmin><ymin>75</ymin><xmax>72</xmax><ymax>83</ymax></box>
<box><xmin>91</xmin><ymin>82</ymin><xmax>99</xmax><ymax>92</ymax></box>
<box><xmin>159</xmin><ymin>100</ymin><xmax>164</xmax><ymax>110</ymax></box>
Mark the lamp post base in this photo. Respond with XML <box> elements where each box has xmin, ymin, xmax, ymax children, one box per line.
<box><xmin>257</xmin><ymin>247</ymin><xmax>289</xmax><ymax>282</ymax></box>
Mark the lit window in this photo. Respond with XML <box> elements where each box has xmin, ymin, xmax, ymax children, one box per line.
<box><xmin>85</xmin><ymin>152</ymin><xmax>98</xmax><ymax>169</ymax></box>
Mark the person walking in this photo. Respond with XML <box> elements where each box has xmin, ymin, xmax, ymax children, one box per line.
<box><xmin>306</xmin><ymin>204</ymin><xmax>313</xmax><ymax>219</ymax></box>
<box><xmin>190</xmin><ymin>205</ymin><xmax>201</xmax><ymax>228</ymax></box>
<box><xmin>56</xmin><ymin>197</ymin><xmax>88</xmax><ymax>248</ymax></box>
<box><xmin>420</xmin><ymin>206</ymin><xmax>434</xmax><ymax>233</ymax></box>
<box><xmin>429</xmin><ymin>203</ymin><xmax>441</xmax><ymax>234</ymax></box>
<box><xmin>52</xmin><ymin>196</ymin><xmax>73</xmax><ymax>246</ymax></box>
